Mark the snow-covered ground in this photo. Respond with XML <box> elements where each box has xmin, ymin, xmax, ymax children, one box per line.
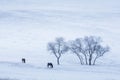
<box><xmin>0</xmin><ymin>0</ymin><xmax>120</xmax><ymax>80</ymax></box>
<box><xmin>0</xmin><ymin>61</ymin><xmax>120</xmax><ymax>80</ymax></box>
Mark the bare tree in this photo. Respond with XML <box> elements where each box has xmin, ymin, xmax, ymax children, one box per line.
<box><xmin>68</xmin><ymin>39</ymin><xmax>84</xmax><ymax>65</ymax></box>
<box><xmin>75</xmin><ymin>38</ymin><xmax>89</xmax><ymax>65</ymax></box>
<box><xmin>47</xmin><ymin>37</ymin><xmax>68</xmax><ymax>65</ymax></box>
<box><xmin>93</xmin><ymin>45</ymin><xmax>109</xmax><ymax>65</ymax></box>
<box><xmin>48</xmin><ymin>36</ymin><xmax>109</xmax><ymax>66</ymax></box>
<box><xmin>83</xmin><ymin>36</ymin><xmax>109</xmax><ymax>65</ymax></box>
<box><xmin>84</xmin><ymin>36</ymin><xmax>101</xmax><ymax>65</ymax></box>
<box><xmin>69</xmin><ymin>38</ymin><xmax>88</xmax><ymax>65</ymax></box>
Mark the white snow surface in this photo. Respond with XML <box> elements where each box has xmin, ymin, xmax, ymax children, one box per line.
<box><xmin>0</xmin><ymin>0</ymin><xmax>120</xmax><ymax>80</ymax></box>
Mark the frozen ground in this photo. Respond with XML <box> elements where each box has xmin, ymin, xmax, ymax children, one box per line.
<box><xmin>0</xmin><ymin>0</ymin><xmax>120</xmax><ymax>80</ymax></box>
<box><xmin>0</xmin><ymin>61</ymin><xmax>120</xmax><ymax>80</ymax></box>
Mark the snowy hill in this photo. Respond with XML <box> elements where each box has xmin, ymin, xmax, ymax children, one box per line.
<box><xmin>0</xmin><ymin>0</ymin><xmax>120</xmax><ymax>80</ymax></box>
<box><xmin>0</xmin><ymin>61</ymin><xmax>120</xmax><ymax>80</ymax></box>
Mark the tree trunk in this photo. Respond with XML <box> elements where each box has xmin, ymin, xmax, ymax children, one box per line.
<box><xmin>78</xmin><ymin>56</ymin><xmax>84</xmax><ymax>65</ymax></box>
<box><xmin>57</xmin><ymin>58</ymin><xmax>60</xmax><ymax>65</ymax></box>
<box><xmin>75</xmin><ymin>53</ymin><xmax>84</xmax><ymax>65</ymax></box>
<box><xmin>89</xmin><ymin>59</ymin><xmax>91</xmax><ymax>65</ymax></box>
<box><xmin>93</xmin><ymin>57</ymin><xmax>98</xmax><ymax>65</ymax></box>
<box><xmin>89</xmin><ymin>55</ymin><xmax>92</xmax><ymax>65</ymax></box>
<box><xmin>84</xmin><ymin>54</ymin><xmax>88</xmax><ymax>65</ymax></box>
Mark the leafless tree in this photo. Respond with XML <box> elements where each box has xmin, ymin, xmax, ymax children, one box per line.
<box><xmin>47</xmin><ymin>37</ymin><xmax>68</xmax><ymax>65</ymax></box>
<box><xmin>83</xmin><ymin>36</ymin><xmax>109</xmax><ymax>65</ymax></box>
<box><xmin>48</xmin><ymin>36</ymin><xmax>109</xmax><ymax>66</ymax></box>
<box><xmin>84</xmin><ymin>36</ymin><xmax>101</xmax><ymax>65</ymax></box>
<box><xmin>68</xmin><ymin>39</ymin><xmax>84</xmax><ymax>65</ymax></box>
<box><xmin>69</xmin><ymin>38</ymin><xmax>89</xmax><ymax>65</ymax></box>
<box><xmin>93</xmin><ymin>45</ymin><xmax>109</xmax><ymax>65</ymax></box>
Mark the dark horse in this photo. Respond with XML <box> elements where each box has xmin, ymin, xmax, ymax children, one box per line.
<box><xmin>47</xmin><ymin>62</ymin><xmax>53</xmax><ymax>68</ymax></box>
<box><xmin>22</xmin><ymin>58</ymin><xmax>26</xmax><ymax>63</ymax></box>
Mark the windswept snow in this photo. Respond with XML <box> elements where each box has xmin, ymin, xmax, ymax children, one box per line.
<box><xmin>0</xmin><ymin>0</ymin><xmax>120</xmax><ymax>80</ymax></box>
<box><xmin>0</xmin><ymin>61</ymin><xmax>120</xmax><ymax>80</ymax></box>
